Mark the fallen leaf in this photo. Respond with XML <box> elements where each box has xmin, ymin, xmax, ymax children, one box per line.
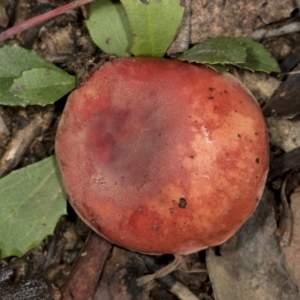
<box><xmin>94</xmin><ymin>247</ymin><xmax>149</xmax><ymax>300</ymax></box>
<box><xmin>206</xmin><ymin>189</ymin><xmax>299</xmax><ymax>300</ymax></box>
<box><xmin>281</xmin><ymin>185</ymin><xmax>300</xmax><ymax>290</ymax></box>
<box><xmin>0</xmin><ymin>156</ymin><xmax>66</xmax><ymax>258</ymax></box>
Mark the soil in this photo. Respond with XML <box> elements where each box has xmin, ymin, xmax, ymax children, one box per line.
<box><xmin>1</xmin><ymin>1</ymin><xmax>300</xmax><ymax>299</ymax></box>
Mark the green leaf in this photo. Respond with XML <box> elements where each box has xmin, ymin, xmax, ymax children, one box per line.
<box><xmin>0</xmin><ymin>156</ymin><xmax>66</xmax><ymax>259</ymax></box>
<box><xmin>178</xmin><ymin>37</ymin><xmax>247</xmax><ymax>65</ymax></box>
<box><xmin>0</xmin><ymin>44</ymin><xmax>76</xmax><ymax>106</ymax></box>
<box><xmin>0</xmin><ymin>78</ymin><xmax>21</xmax><ymax>106</ymax></box>
<box><xmin>0</xmin><ymin>44</ymin><xmax>61</xmax><ymax>78</ymax></box>
<box><xmin>121</xmin><ymin>0</ymin><xmax>184</xmax><ymax>57</ymax></box>
<box><xmin>205</xmin><ymin>64</ymin><xmax>228</xmax><ymax>73</ymax></box>
<box><xmin>9</xmin><ymin>68</ymin><xmax>76</xmax><ymax>106</ymax></box>
<box><xmin>86</xmin><ymin>0</ymin><xmax>132</xmax><ymax>57</ymax></box>
<box><xmin>178</xmin><ymin>36</ymin><xmax>280</xmax><ymax>74</ymax></box>
<box><xmin>236</xmin><ymin>37</ymin><xmax>281</xmax><ymax>73</ymax></box>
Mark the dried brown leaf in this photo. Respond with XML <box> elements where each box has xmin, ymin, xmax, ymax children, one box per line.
<box><xmin>94</xmin><ymin>247</ymin><xmax>150</xmax><ymax>300</ymax></box>
<box><xmin>281</xmin><ymin>185</ymin><xmax>300</xmax><ymax>290</ymax></box>
<box><xmin>206</xmin><ymin>190</ymin><xmax>299</xmax><ymax>300</ymax></box>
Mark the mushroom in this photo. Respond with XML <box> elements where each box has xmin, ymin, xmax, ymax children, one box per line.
<box><xmin>55</xmin><ymin>57</ymin><xmax>268</xmax><ymax>255</ymax></box>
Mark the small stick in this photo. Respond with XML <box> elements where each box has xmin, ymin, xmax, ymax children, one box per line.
<box><xmin>136</xmin><ymin>255</ymin><xmax>182</xmax><ymax>286</ymax></box>
<box><xmin>0</xmin><ymin>109</ymin><xmax>55</xmax><ymax>178</ymax></box>
<box><xmin>0</xmin><ymin>0</ymin><xmax>93</xmax><ymax>43</ymax></box>
<box><xmin>138</xmin><ymin>254</ymin><xmax>201</xmax><ymax>300</ymax></box>
<box><xmin>61</xmin><ymin>230</ymin><xmax>111</xmax><ymax>300</ymax></box>
<box><xmin>278</xmin><ymin>70</ymin><xmax>300</xmax><ymax>77</ymax></box>
<box><xmin>137</xmin><ymin>254</ymin><xmax>206</xmax><ymax>286</ymax></box>
<box><xmin>168</xmin><ymin>280</ymin><xmax>200</xmax><ymax>300</ymax></box>
<box><xmin>251</xmin><ymin>22</ymin><xmax>300</xmax><ymax>40</ymax></box>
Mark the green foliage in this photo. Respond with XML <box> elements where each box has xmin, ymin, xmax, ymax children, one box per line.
<box><xmin>121</xmin><ymin>0</ymin><xmax>184</xmax><ymax>57</ymax></box>
<box><xmin>178</xmin><ymin>37</ymin><xmax>247</xmax><ymax>66</ymax></box>
<box><xmin>86</xmin><ymin>0</ymin><xmax>184</xmax><ymax>58</ymax></box>
<box><xmin>0</xmin><ymin>45</ymin><xmax>76</xmax><ymax>106</ymax></box>
<box><xmin>205</xmin><ymin>64</ymin><xmax>229</xmax><ymax>73</ymax></box>
<box><xmin>10</xmin><ymin>68</ymin><xmax>76</xmax><ymax>106</ymax></box>
<box><xmin>178</xmin><ymin>37</ymin><xmax>280</xmax><ymax>74</ymax></box>
<box><xmin>86</xmin><ymin>0</ymin><xmax>132</xmax><ymax>57</ymax></box>
<box><xmin>0</xmin><ymin>156</ymin><xmax>66</xmax><ymax>258</ymax></box>
<box><xmin>236</xmin><ymin>37</ymin><xmax>281</xmax><ymax>73</ymax></box>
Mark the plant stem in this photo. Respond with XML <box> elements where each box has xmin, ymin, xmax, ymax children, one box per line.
<box><xmin>0</xmin><ymin>0</ymin><xmax>93</xmax><ymax>43</ymax></box>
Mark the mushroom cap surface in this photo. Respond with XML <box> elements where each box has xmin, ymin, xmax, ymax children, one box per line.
<box><xmin>55</xmin><ymin>57</ymin><xmax>269</xmax><ymax>255</ymax></box>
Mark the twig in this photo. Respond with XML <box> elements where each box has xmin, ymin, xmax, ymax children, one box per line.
<box><xmin>278</xmin><ymin>70</ymin><xmax>300</xmax><ymax>77</ymax></box>
<box><xmin>0</xmin><ymin>109</ymin><xmax>55</xmax><ymax>178</ymax></box>
<box><xmin>169</xmin><ymin>280</ymin><xmax>200</xmax><ymax>300</ymax></box>
<box><xmin>137</xmin><ymin>255</ymin><xmax>182</xmax><ymax>286</ymax></box>
<box><xmin>139</xmin><ymin>254</ymin><xmax>201</xmax><ymax>300</ymax></box>
<box><xmin>0</xmin><ymin>0</ymin><xmax>93</xmax><ymax>43</ymax></box>
<box><xmin>61</xmin><ymin>231</ymin><xmax>111</xmax><ymax>300</ymax></box>
<box><xmin>137</xmin><ymin>254</ymin><xmax>206</xmax><ymax>286</ymax></box>
<box><xmin>251</xmin><ymin>22</ymin><xmax>300</xmax><ymax>40</ymax></box>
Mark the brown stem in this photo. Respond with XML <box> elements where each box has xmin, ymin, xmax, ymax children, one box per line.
<box><xmin>136</xmin><ymin>255</ymin><xmax>182</xmax><ymax>286</ymax></box>
<box><xmin>0</xmin><ymin>0</ymin><xmax>93</xmax><ymax>43</ymax></box>
<box><xmin>61</xmin><ymin>230</ymin><xmax>112</xmax><ymax>300</ymax></box>
<box><xmin>137</xmin><ymin>254</ymin><xmax>206</xmax><ymax>286</ymax></box>
<box><xmin>137</xmin><ymin>254</ymin><xmax>204</xmax><ymax>300</ymax></box>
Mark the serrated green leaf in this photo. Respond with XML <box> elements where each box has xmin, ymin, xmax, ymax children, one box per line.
<box><xmin>86</xmin><ymin>0</ymin><xmax>132</xmax><ymax>57</ymax></box>
<box><xmin>0</xmin><ymin>156</ymin><xmax>66</xmax><ymax>259</ymax></box>
<box><xmin>178</xmin><ymin>36</ymin><xmax>280</xmax><ymax>74</ymax></box>
<box><xmin>178</xmin><ymin>37</ymin><xmax>247</xmax><ymax>65</ymax></box>
<box><xmin>0</xmin><ymin>44</ymin><xmax>76</xmax><ymax>106</ymax></box>
<box><xmin>0</xmin><ymin>78</ymin><xmax>22</xmax><ymax>106</ymax></box>
<box><xmin>121</xmin><ymin>0</ymin><xmax>184</xmax><ymax>57</ymax></box>
<box><xmin>0</xmin><ymin>44</ymin><xmax>62</xmax><ymax>78</ymax></box>
<box><xmin>236</xmin><ymin>37</ymin><xmax>280</xmax><ymax>73</ymax></box>
<box><xmin>205</xmin><ymin>64</ymin><xmax>228</xmax><ymax>73</ymax></box>
<box><xmin>9</xmin><ymin>68</ymin><xmax>76</xmax><ymax>106</ymax></box>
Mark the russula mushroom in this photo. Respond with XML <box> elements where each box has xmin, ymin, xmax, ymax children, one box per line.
<box><xmin>55</xmin><ymin>57</ymin><xmax>268</xmax><ymax>255</ymax></box>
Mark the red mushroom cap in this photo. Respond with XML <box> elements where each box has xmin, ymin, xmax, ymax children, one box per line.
<box><xmin>55</xmin><ymin>57</ymin><xmax>268</xmax><ymax>255</ymax></box>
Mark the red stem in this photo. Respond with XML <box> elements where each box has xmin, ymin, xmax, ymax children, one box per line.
<box><xmin>0</xmin><ymin>0</ymin><xmax>93</xmax><ymax>43</ymax></box>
